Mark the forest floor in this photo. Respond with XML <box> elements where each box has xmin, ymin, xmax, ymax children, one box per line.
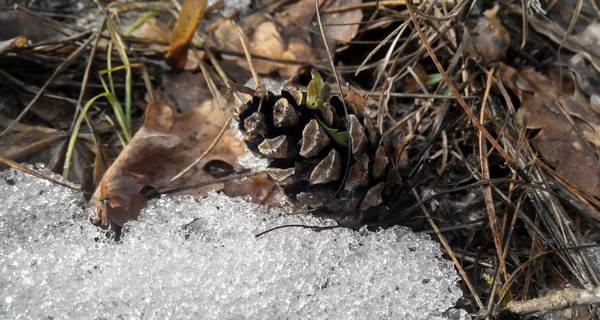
<box><xmin>1</xmin><ymin>0</ymin><xmax>600</xmax><ymax>318</ymax></box>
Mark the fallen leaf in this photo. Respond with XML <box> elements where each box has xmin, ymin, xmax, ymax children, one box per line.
<box><xmin>89</xmin><ymin>72</ymin><xmax>278</xmax><ymax>227</ymax></box>
<box><xmin>0</xmin><ymin>10</ymin><xmax>61</xmax><ymax>43</ymax></box>
<box><xmin>500</xmin><ymin>63</ymin><xmax>600</xmax><ymax>197</ymax></box>
<box><xmin>165</xmin><ymin>0</ymin><xmax>207</xmax><ymax>71</ymax></box>
<box><xmin>519</xmin><ymin>4</ymin><xmax>600</xmax><ymax>73</ymax></box>
<box><xmin>466</xmin><ymin>4</ymin><xmax>510</xmax><ymax>63</ymax></box>
<box><xmin>317</xmin><ymin>0</ymin><xmax>363</xmax><ymax>49</ymax></box>
<box><xmin>0</xmin><ymin>116</ymin><xmax>98</xmax><ymax>193</ymax></box>
<box><xmin>209</xmin><ymin>0</ymin><xmax>363</xmax><ymax>78</ymax></box>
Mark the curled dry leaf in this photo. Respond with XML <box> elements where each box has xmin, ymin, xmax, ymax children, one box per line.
<box><xmin>89</xmin><ymin>100</ymin><xmax>231</xmax><ymax>227</ymax></box>
<box><xmin>90</xmin><ymin>73</ymin><xmax>278</xmax><ymax>227</ymax></box>
<box><xmin>466</xmin><ymin>4</ymin><xmax>509</xmax><ymax>63</ymax></box>
<box><xmin>165</xmin><ymin>0</ymin><xmax>207</xmax><ymax>71</ymax></box>
<box><xmin>90</xmin><ymin>103</ymin><xmax>183</xmax><ymax>227</ymax></box>
<box><xmin>500</xmin><ymin>63</ymin><xmax>600</xmax><ymax>197</ymax></box>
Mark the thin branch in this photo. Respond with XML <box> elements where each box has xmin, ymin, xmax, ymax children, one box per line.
<box><xmin>507</xmin><ymin>286</ymin><xmax>600</xmax><ymax>315</ymax></box>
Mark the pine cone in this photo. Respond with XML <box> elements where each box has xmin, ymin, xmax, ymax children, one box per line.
<box><xmin>235</xmin><ymin>74</ymin><xmax>401</xmax><ymax>223</ymax></box>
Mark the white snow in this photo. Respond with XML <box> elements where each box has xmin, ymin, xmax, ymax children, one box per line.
<box><xmin>209</xmin><ymin>0</ymin><xmax>252</xmax><ymax>16</ymax></box>
<box><xmin>0</xmin><ymin>166</ymin><xmax>467</xmax><ymax>319</ymax></box>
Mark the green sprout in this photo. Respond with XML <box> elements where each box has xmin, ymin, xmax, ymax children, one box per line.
<box><xmin>315</xmin><ymin>116</ymin><xmax>348</xmax><ymax>147</ymax></box>
<box><xmin>306</xmin><ymin>69</ymin><xmax>330</xmax><ymax>109</ymax></box>
<box><xmin>305</xmin><ymin>70</ymin><xmax>348</xmax><ymax>146</ymax></box>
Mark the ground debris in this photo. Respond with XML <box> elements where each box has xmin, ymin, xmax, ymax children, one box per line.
<box><xmin>499</xmin><ymin>63</ymin><xmax>600</xmax><ymax>198</ymax></box>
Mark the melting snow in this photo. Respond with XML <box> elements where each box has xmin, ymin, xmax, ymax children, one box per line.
<box><xmin>0</xmin><ymin>166</ymin><xmax>466</xmax><ymax>319</ymax></box>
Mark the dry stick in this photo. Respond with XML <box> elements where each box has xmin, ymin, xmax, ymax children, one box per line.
<box><xmin>70</xmin><ymin>27</ymin><xmax>106</xmax><ymax>182</ymax></box>
<box><xmin>0</xmin><ymin>34</ymin><xmax>95</xmax><ymax>137</ymax></box>
<box><xmin>404</xmin><ymin>0</ymin><xmax>519</xmax><ymax>177</ymax></box>
<box><xmin>160</xmin><ymin>169</ymin><xmax>258</xmax><ymax>195</ymax></box>
<box><xmin>0</xmin><ymin>155</ymin><xmax>83</xmax><ymax>193</ymax></box>
<box><xmin>411</xmin><ymin>189</ymin><xmax>487</xmax><ymax>312</ymax></box>
<box><xmin>556</xmin><ymin>0</ymin><xmax>583</xmax><ymax>91</ymax></box>
<box><xmin>255</xmin><ymin>224</ymin><xmax>340</xmax><ymax>238</ymax></box>
<box><xmin>478</xmin><ymin>67</ymin><xmax>506</xmax><ymax>315</ymax></box>
<box><xmin>232</xmin><ymin>22</ymin><xmax>262</xmax><ymax>91</ymax></box>
<box><xmin>71</xmin><ymin>27</ymin><xmax>104</xmax><ymax>132</ymax></box>
<box><xmin>164</xmin><ymin>117</ymin><xmax>232</xmax><ymax>186</ymax></box>
<box><xmin>508</xmin><ymin>286</ymin><xmax>600</xmax><ymax>315</ymax></box>
<box><xmin>314</xmin><ymin>0</ymin><xmax>351</xmax><ymax>198</ymax></box>
<box><xmin>498</xmin><ymin>243</ymin><xmax>600</xmax><ymax>309</ymax></box>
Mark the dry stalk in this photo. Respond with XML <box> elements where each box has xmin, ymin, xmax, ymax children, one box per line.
<box><xmin>507</xmin><ymin>286</ymin><xmax>600</xmax><ymax>315</ymax></box>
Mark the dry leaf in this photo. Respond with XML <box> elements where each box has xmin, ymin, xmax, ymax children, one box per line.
<box><xmin>210</xmin><ymin>0</ymin><xmax>362</xmax><ymax>78</ymax></box>
<box><xmin>523</xmin><ymin>8</ymin><xmax>600</xmax><ymax>73</ymax></box>
<box><xmin>90</xmin><ymin>72</ymin><xmax>278</xmax><ymax>227</ymax></box>
<box><xmin>165</xmin><ymin>0</ymin><xmax>207</xmax><ymax>71</ymax></box>
<box><xmin>0</xmin><ymin>10</ymin><xmax>60</xmax><ymax>43</ymax></box>
<box><xmin>0</xmin><ymin>116</ymin><xmax>99</xmax><ymax>193</ymax></box>
<box><xmin>160</xmin><ymin>72</ymin><xmax>212</xmax><ymax>112</ymax></box>
<box><xmin>467</xmin><ymin>4</ymin><xmax>509</xmax><ymax>63</ymax></box>
<box><xmin>500</xmin><ymin>63</ymin><xmax>600</xmax><ymax>197</ymax></box>
<box><xmin>319</xmin><ymin>0</ymin><xmax>363</xmax><ymax>48</ymax></box>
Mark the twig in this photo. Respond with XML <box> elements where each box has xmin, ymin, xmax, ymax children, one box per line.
<box><xmin>255</xmin><ymin>224</ymin><xmax>340</xmax><ymax>238</ymax></box>
<box><xmin>159</xmin><ymin>170</ymin><xmax>259</xmax><ymax>195</ymax></box>
<box><xmin>507</xmin><ymin>286</ymin><xmax>600</xmax><ymax>315</ymax></box>
<box><xmin>0</xmin><ymin>155</ymin><xmax>84</xmax><ymax>193</ymax></box>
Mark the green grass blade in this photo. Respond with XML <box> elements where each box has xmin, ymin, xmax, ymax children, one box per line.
<box><xmin>63</xmin><ymin>92</ymin><xmax>109</xmax><ymax>180</ymax></box>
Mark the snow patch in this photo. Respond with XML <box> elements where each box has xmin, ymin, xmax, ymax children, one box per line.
<box><xmin>0</xmin><ymin>167</ymin><xmax>465</xmax><ymax>319</ymax></box>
